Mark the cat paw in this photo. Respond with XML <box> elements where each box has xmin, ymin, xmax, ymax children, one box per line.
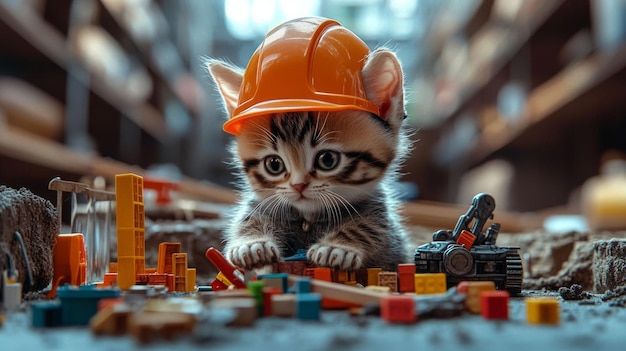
<box><xmin>307</xmin><ymin>243</ymin><xmax>364</xmax><ymax>270</ymax></box>
<box><xmin>226</xmin><ymin>240</ymin><xmax>280</xmax><ymax>270</ymax></box>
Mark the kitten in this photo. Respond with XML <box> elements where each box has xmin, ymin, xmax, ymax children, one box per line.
<box><xmin>207</xmin><ymin>48</ymin><xmax>412</xmax><ymax>272</ymax></box>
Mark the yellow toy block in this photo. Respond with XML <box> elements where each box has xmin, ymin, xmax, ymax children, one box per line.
<box><xmin>414</xmin><ymin>273</ymin><xmax>447</xmax><ymax>295</ymax></box>
<box><xmin>457</xmin><ymin>281</ymin><xmax>495</xmax><ymax>314</ymax></box>
<box><xmin>367</xmin><ymin>268</ymin><xmax>382</xmax><ymax>286</ymax></box>
<box><xmin>186</xmin><ymin>268</ymin><xmax>196</xmax><ymax>292</ymax></box>
<box><xmin>117</xmin><ymin>256</ymin><xmax>137</xmax><ymax>290</ymax></box>
<box><xmin>526</xmin><ymin>297</ymin><xmax>560</xmax><ymax>325</ymax></box>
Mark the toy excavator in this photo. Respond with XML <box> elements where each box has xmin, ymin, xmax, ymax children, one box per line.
<box><xmin>414</xmin><ymin>193</ymin><xmax>523</xmax><ymax>295</ymax></box>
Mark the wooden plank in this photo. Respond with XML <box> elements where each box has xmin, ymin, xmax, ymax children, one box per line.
<box><xmin>287</xmin><ymin>275</ymin><xmax>386</xmax><ymax>306</ymax></box>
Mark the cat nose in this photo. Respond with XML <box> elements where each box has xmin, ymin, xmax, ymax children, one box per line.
<box><xmin>291</xmin><ymin>183</ymin><xmax>309</xmax><ymax>193</ymax></box>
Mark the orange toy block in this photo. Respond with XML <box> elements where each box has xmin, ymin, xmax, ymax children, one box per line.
<box><xmin>366</xmin><ymin>268</ymin><xmax>382</xmax><ymax>287</ymax></box>
<box><xmin>51</xmin><ymin>233</ymin><xmax>87</xmax><ymax>289</ymax></box>
<box><xmin>312</xmin><ymin>268</ymin><xmax>360</xmax><ymax>309</ymax></box>
<box><xmin>263</xmin><ymin>287</ymin><xmax>283</xmax><ymax>316</ymax></box>
<box><xmin>157</xmin><ymin>242</ymin><xmax>181</xmax><ymax>274</ymax></box>
<box><xmin>173</xmin><ymin>253</ymin><xmax>188</xmax><ymax>292</ymax></box>
<box><xmin>457</xmin><ymin>281</ymin><xmax>495</xmax><ymax>314</ymax></box>
<box><xmin>456</xmin><ymin>230</ymin><xmax>477</xmax><ymax>250</ymax></box>
<box><xmin>186</xmin><ymin>268</ymin><xmax>196</xmax><ymax>292</ymax></box>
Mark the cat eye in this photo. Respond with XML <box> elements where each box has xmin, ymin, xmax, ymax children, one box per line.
<box><xmin>264</xmin><ymin>155</ymin><xmax>285</xmax><ymax>175</ymax></box>
<box><xmin>315</xmin><ymin>150</ymin><xmax>340</xmax><ymax>171</ymax></box>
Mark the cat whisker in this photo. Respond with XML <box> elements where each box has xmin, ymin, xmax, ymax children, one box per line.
<box><xmin>326</xmin><ymin>190</ymin><xmax>362</xmax><ymax>221</ymax></box>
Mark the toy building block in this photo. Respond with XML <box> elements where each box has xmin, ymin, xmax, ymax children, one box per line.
<box><xmin>2</xmin><ymin>271</ymin><xmax>22</xmax><ymax>310</ymax></box>
<box><xmin>205</xmin><ymin>247</ymin><xmax>246</xmax><ymax>289</ymax></box>
<box><xmin>49</xmin><ymin>233</ymin><xmax>87</xmax><ymax>297</ymax></box>
<box><xmin>457</xmin><ymin>281</ymin><xmax>495</xmax><ymax>314</ymax></box>
<box><xmin>481</xmin><ymin>290</ymin><xmax>510</xmax><ymax>320</ymax></box>
<box><xmin>258</xmin><ymin>273</ymin><xmax>289</xmax><ymax>292</ymax></box>
<box><xmin>101</xmin><ymin>273</ymin><xmax>118</xmax><ymax>287</ymax></box>
<box><xmin>157</xmin><ymin>242</ymin><xmax>181</xmax><ymax>274</ymax></box>
<box><xmin>98</xmin><ymin>297</ymin><xmax>124</xmax><ymax>311</ymax></box>
<box><xmin>366</xmin><ymin>268</ymin><xmax>382</xmax><ymax>286</ymax></box>
<box><xmin>378</xmin><ymin>271</ymin><xmax>398</xmax><ymax>292</ymax></box>
<box><xmin>397</xmin><ymin>263</ymin><xmax>416</xmax><ymax>293</ymax></box>
<box><xmin>212</xmin><ymin>298</ymin><xmax>257</xmax><ymax>326</ymax></box>
<box><xmin>247</xmin><ymin>280</ymin><xmax>265</xmax><ymax>316</ymax></box>
<box><xmin>57</xmin><ymin>285</ymin><xmax>121</xmax><ymax>326</ymax></box>
<box><xmin>380</xmin><ymin>295</ymin><xmax>416</xmax><ymax>324</ymax></box>
<box><xmin>296</xmin><ymin>293</ymin><xmax>322</xmax><ymax>320</ymax></box>
<box><xmin>115</xmin><ymin>174</ymin><xmax>146</xmax><ymax>290</ymax></box>
<box><xmin>173</xmin><ymin>253</ymin><xmax>188</xmax><ymax>292</ymax></box>
<box><xmin>310</xmin><ymin>268</ymin><xmax>360</xmax><ymax>309</ymax></box>
<box><xmin>186</xmin><ymin>268</ymin><xmax>196</xmax><ymax>292</ymax></box>
<box><xmin>414</xmin><ymin>273</ymin><xmax>447</xmax><ymax>295</ymax></box>
<box><xmin>293</xmin><ymin>277</ymin><xmax>312</xmax><ymax>294</ymax></box>
<box><xmin>263</xmin><ymin>287</ymin><xmax>283</xmax><ymax>316</ymax></box>
<box><xmin>31</xmin><ymin>301</ymin><xmax>62</xmax><ymax>328</ymax></box>
<box><xmin>526</xmin><ymin>297</ymin><xmax>560</xmax><ymax>325</ymax></box>
<box><xmin>288</xmin><ymin>274</ymin><xmax>387</xmax><ymax>306</ymax></box>
<box><xmin>90</xmin><ymin>304</ymin><xmax>132</xmax><ymax>336</ymax></box>
<box><xmin>333</xmin><ymin>270</ymin><xmax>354</xmax><ymax>283</ymax></box>
<box><xmin>128</xmin><ymin>311</ymin><xmax>196</xmax><ymax>344</ymax></box>
<box><xmin>271</xmin><ymin>294</ymin><xmax>296</xmax><ymax>317</ymax></box>
<box><xmin>456</xmin><ymin>230</ymin><xmax>477</xmax><ymax>249</ymax></box>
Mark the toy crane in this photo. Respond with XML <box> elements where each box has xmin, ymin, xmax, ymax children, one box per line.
<box><xmin>414</xmin><ymin>193</ymin><xmax>523</xmax><ymax>295</ymax></box>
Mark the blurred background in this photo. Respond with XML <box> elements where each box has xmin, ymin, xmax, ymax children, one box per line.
<box><xmin>1</xmin><ymin>0</ymin><xmax>626</xmax><ymax>222</ymax></box>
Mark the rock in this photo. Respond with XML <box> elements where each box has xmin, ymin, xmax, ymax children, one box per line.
<box><xmin>0</xmin><ymin>186</ymin><xmax>58</xmax><ymax>293</ymax></box>
<box><xmin>593</xmin><ymin>238</ymin><xmax>626</xmax><ymax>293</ymax></box>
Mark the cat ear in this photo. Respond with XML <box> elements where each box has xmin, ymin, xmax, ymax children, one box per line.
<box><xmin>361</xmin><ymin>49</ymin><xmax>406</xmax><ymax>129</ymax></box>
<box><xmin>206</xmin><ymin>59</ymin><xmax>244</xmax><ymax>116</ymax></box>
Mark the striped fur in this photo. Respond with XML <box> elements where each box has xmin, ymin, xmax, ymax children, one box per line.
<box><xmin>208</xmin><ymin>49</ymin><xmax>412</xmax><ymax>271</ymax></box>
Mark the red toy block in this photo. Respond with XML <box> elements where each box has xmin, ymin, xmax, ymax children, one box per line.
<box><xmin>456</xmin><ymin>230</ymin><xmax>476</xmax><ymax>249</ymax></box>
<box><xmin>480</xmin><ymin>290</ymin><xmax>510</xmax><ymax>320</ymax></box>
<box><xmin>380</xmin><ymin>295</ymin><xmax>416</xmax><ymax>323</ymax></box>
<box><xmin>397</xmin><ymin>263</ymin><xmax>415</xmax><ymax>293</ymax></box>
<box><xmin>262</xmin><ymin>287</ymin><xmax>283</xmax><ymax>316</ymax></box>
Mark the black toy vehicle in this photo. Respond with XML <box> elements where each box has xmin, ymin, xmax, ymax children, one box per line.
<box><xmin>414</xmin><ymin>193</ymin><xmax>523</xmax><ymax>295</ymax></box>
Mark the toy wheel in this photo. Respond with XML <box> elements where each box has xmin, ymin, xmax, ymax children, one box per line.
<box><xmin>504</xmin><ymin>250</ymin><xmax>523</xmax><ymax>295</ymax></box>
<box><xmin>443</xmin><ymin>245</ymin><xmax>473</xmax><ymax>276</ymax></box>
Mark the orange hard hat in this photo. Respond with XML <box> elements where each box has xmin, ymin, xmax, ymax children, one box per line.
<box><xmin>223</xmin><ymin>17</ymin><xmax>380</xmax><ymax>135</ymax></box>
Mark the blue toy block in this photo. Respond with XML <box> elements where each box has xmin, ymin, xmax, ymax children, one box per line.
<box><xmin>257</xmin><ymin>273</ymin><xmax>289</xmax><ymax>292</ymax></box>
<box><xmin>57</xmin><ymin>284</ymin><xmax>121</xmax><ymax>326</ymax></box>
<box><xmin>294</xmin><ymin>277</ymin><xmax>312</xmax><ymax>294</ymax></box>
<box><xmin>296</xmin><ymin>293</ymin><xmax>322</xmax><ymax>320</ymax></box>
<box><xmin>31</xmin><ymin>301</ymin><xmax>62</xmax><ymax>328</ymax></box>
<box><xmin>197</xmin><ymin>285</ymin><xmax>213</xmax><ymax>292</ymax></box>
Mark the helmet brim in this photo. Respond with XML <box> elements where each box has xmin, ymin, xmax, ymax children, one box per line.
<box><xmin>223</xmin><ymin>99</ymin><xmax>380</xmax><ymax>135</ymax></box>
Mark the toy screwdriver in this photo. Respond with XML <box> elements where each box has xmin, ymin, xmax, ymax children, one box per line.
<box><xmin>205</xmin><ymin>247</ymin><xmax>246</xmax><ymax>289</ymax></box>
